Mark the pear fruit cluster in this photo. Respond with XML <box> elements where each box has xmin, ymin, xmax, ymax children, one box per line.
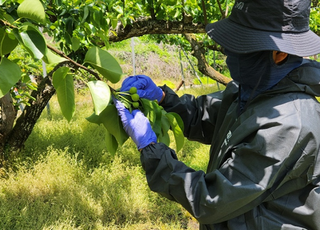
<box><xmin>114</xmin><ymin>86</ymin><xmax>141</xmax><ymax>111</ymax></box>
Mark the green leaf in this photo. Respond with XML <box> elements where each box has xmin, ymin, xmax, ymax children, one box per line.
<box><xmin>153</xmin><ymin>105</ymin><xmax>162</xmax><ymax>137</ymax></box>
<box><xmin>27</xmin><ymin>63</ymin><xmax>40</xmax><ymax>69</ymax></box>
<box><xmin>86</xmin><ymin>104</ymin><xmax>129</xmax><ymax>145</ymax></box>
<box><xmin>87</xmin><ymin>80</ymin><xmax>111</xmax><ymax>115</ymax></box>
<box><xmin>52</xmin><ymin>67</ymin><xmax>75</xmax><ymax>122</ymax></box>
<box><xmin>71</xmin><ymin>37</ymin><xmax>80</xmax><ymax>51</ymax></box>
<box><xmin>158</xmin><ymin>110</ymin><xmax>171</xmax><ymax>146</ymax></box>
<box><xmin>142</xmin><ymin>98</ymin><xmax>174</xmax><ymax>138</ymax></box>
<box><xmin>141</xmin><ymin>98</ymin><xmax>177</xmax><ymax>146</ymax></box>
<box><xmin>14</xmin><ymin>25</ymin><xmax>47</xmax><ymax>60</ymax></box>
<box><xmin>161</xmin><ymin>110</ymin><xmax>171</xmax><ymax>131</ymax></box>
<box><xmin>2</xmin><ymin>14</ymin><xmax>14</xmax><ymax>25</ymax></box>
<box><xmin>158</xmin><ymin>131</ymin><xmax>170</xmax><ymax>146</ymax></box>
<box><xmin>142</xmin><ymin>99</ymin><xmax>162</xmax><ymax>135</ymax></box>
<box><xmin>141</xmin><ymin>98</ymin><xmax>157</xmax><ymax>124</ymax></box>
<box><xmin>173</xmin><ymin>8</ymin><xmax>181</xmax><ymax>18</ymax></box>
<box><xmin>81</xmin><ymin>6</ymin><xmax>89</xmax><ymax>23</ymax></box>
<box><xmin>0</xmin><ymin>28</ymin><xmax>18</xmax><ymax>55</ymax></box>
<box><xmin>84</xmin><ymin>46</ymin><xmax>123</xmax><ymax>83</ymax></box>
<box><xmin>42</xmin><ymin>49</ymin><xmax>67</xmax><ymax>64</ymax></box>
<box><xmin>0</xmin><ymin>57</ymin><xmax>21</xmax><ymax>98</ymax></box>
<box><xmin>111</xmin><ymin>18</ymin><xmax>118</xmax><ymax>29</ymax></box>
<box><xmin>113</xmin><ymin>5</ymin><xmax>123</xmax><ymax>14</ymax></box>
<box><xmin>169</xmin><ymin>112</ymin><xmax>184</xmax><ymax>131</ymax></box>
<box><xmin>52</xmin><ymin>66</ymin><xmax>69</xmax><ymax>87</ymax></box>
<box><xmin>105</xmin><ymin>129</ymin><xmax>118</xmax><ymax>155</ymax></box>
<box><xmin>17</xmin><ymin>0</ymin><xmax>46</xmax><ymax>24</ymax></box>
<box><xmin>65</xmin><ymin>18</ymin><xmax>74</xmax><ymax>35</ymax></box>
<box><xmin>93</xmin><ymin>10</ymin><xmax>102</xmax><ymax>28</ymax></box>
<box><xmin>166</xmin><ymin>112</ymin><xmax>184</xmax><ymax>153</ymax></box>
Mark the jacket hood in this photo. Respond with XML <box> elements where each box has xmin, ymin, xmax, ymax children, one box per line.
<box><xmin>270</xmin><ymin>59</ymin><xmax>320</xmax><ymax>97</ymax></box>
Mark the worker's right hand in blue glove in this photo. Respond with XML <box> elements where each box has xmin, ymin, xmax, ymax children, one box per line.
<box><xmin>121</xmin><ymin>75</ymin><xmax>164</xmax><ymax>103</ymax></box>
<box><xmin>114</xmin><ymin>99</ymin><xmax>157</xmax><ymax>150</ymax></box>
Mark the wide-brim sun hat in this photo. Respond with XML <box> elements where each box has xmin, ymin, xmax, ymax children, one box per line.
<box><xmin>206</xmin><ymin>0</ymin><xmax>320</xmax><ymax>57</ymax></box>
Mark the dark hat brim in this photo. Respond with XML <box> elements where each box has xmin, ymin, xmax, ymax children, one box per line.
<box><xmin>206</xmin><ymin>18</ymin><xmax>320</xmax><ymax>57</ymax></box>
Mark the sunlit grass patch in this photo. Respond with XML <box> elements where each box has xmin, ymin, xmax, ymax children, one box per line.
<box><xmin>0</xmin><ymin>146</ymin><xmax>196</xmax><ymax>229</ymax></box>
<box><xmin>0</xmin><ymin>148</ymin><xmax>100</xmax><ymax>229</ymax></box>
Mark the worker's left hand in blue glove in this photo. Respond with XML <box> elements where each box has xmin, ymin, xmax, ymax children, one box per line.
<box><xmin>121</xmin><ymin>75</ymin><xmax>164</xmax><ymax>103</ymax></box>
<box><xmin>114</xmin><ymin>99</ymin><xmax>157</xmax><ymax>150</ymax></box>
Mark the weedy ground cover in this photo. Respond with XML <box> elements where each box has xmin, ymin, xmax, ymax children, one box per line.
<box><xmin>0</xmin><ymin>84</ymin><xmax>222</xmax><ymax>230</ymax></box>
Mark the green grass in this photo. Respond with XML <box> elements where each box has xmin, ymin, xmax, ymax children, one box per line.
<box><xmin>0</xmin><ymin>85</ymin><xmax>222</xmax><ymax>230</ymax></box>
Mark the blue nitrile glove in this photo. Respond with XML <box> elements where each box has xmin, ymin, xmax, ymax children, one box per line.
<box><xmin>114</xmin><ymin>99</ymin><xmax>157</xmax><ymax>150</ymax></box>
<box><xmin>121</xmin><ymin>75</ymin><xmax>163</xmax><ymax>103</ymax></box>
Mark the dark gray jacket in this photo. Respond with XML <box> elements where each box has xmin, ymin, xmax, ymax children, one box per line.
<box><xmin>140</xmin><ymin>60</ymin><xmax>320</xmax><ymax>230</ymax></box>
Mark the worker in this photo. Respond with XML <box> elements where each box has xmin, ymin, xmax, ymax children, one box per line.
<box><xmin>115</xmin><ymin>0</ymin><xmax>320</xmax><ymax>229</ymax></box>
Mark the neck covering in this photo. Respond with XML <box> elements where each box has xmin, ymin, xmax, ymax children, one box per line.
<box><xmin>225</xmin><ymin>49</ymin><xmax>303</xmax><ymax>112</ymax></box>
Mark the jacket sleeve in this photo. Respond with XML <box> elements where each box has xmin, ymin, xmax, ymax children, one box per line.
<box><xmin>159</xmin><ymin>85</ymin><xmax>224</xmax><ymax>144</ymax></box>
<box><xmin>141</xmin><ymin>143</ymin><xmax>267</xmax><ymax>224</ymax></box>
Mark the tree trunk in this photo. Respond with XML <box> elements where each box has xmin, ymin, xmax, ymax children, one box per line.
<box><xmin>4</xmin><ymin>76</ymin><xmax>55</xmax><ymax>155</ymax></box>
<box><xmin>0</xmin><ymin>93</ymin><xmax>17</xmax><ymax>160</ymax></box>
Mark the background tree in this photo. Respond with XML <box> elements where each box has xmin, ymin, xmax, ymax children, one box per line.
<box><xmin>0</xmin><ymin>0</ymin><xmax>319</xmax><ymax>161</ymax></box>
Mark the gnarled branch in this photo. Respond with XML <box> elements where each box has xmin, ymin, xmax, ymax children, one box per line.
<box><xmin>184</xmin><ymin>33</ymin><xmax>231</xmax><ymax>86</ymax></box>
<box><xmin>108</xmin><ymin>18</ymin><xmax>206</xmax><ymax>42</ymax></box>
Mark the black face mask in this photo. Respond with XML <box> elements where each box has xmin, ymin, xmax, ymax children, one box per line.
<box><xmin>225</xmin><ymin>49</ymin><xmax>303</xmax><ymax>111</ymax></box>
